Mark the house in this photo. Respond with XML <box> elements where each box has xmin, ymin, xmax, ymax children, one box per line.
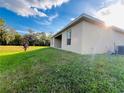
<box><xmin>50</xmin><ymin>14</ymin><xmax>124</xmax><ymax>54</ymax></box>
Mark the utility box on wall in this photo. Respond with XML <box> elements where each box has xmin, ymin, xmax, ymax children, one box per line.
<box><xmin>117</xmin><ymin>46</ymin><xmax>124</xmax><ymax>55</ymax></box>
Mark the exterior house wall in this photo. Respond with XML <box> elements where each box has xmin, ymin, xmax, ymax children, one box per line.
<box><xmin>62</xmin><ymin>22</ymin><xmax>83</xmax><ymax>54</ymax></box>
<box><xmin>113</xmin><ymin>31</ymin><xmax>124</xmax><ymax>46</ymax></box>
<box><xmin>50</xmin><ymin>38</ymin><xmax>61</xmax><ymax>48</ymax></box>
<box><xmin>50</xmin><ymin>38</ymin><xmax>54</xmax><ymax>47</ymax></box>
<box><xmin>54</xmin><ymin>38</ymin><xmax>61</xmax><ymax>48</ymax></box>
<box><xmin>62</xmin><ymin>21</ymin><xmax>116</xmax><ymax>54</ymax></box>
<box><xmin>51</xmin><ymin>20</ymin><xmax>124</xmax><ymax>54</ymax></box>
<box><xmin>81</xmin><ymin>21</ymin><xmax>114</xmax><ymax>54</ymax></box>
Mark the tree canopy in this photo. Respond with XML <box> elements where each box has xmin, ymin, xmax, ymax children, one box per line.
<box><xmin>0</xmin><ymin>19</ymin><xmax>4</xmax><ymax>26</ymax></box>
<box><xmin>0</xmin><ymin>19</ymin><xmax>52</xmax><ymax>46</ymax></box>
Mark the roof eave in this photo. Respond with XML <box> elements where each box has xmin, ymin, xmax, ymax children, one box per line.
<box><xmin>52</xmin><ymin>14</ymin><xmax>124</xmax><ymax>38</ymax></box>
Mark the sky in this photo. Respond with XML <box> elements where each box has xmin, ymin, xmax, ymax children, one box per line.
<box><xmin>0</xmin><ymin>0</ymin><xmax>124</xmax><ymax>34</ymax></box>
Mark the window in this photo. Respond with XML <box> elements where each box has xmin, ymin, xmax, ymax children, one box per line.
<box><xmin>67</xmin><ymin>31</ymin><xmax>71</xmax><ymax>45</ymax></box>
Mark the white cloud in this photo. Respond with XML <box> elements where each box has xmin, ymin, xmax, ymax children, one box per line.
<box><xmin>0</xmin><ymin>0</ymin><xmax>69</xmax><ymax>17</ymax></box>
<box><xmin>48</xmin><ymin>13</ymin><xmax>59</xmax><ymax>21</ymax></box>
<box><xmin>70</xmin><ymin>18</ymin><xmax>75</xmax><ymax>21</ymax></box>
<box><xmin>57</xmin><ymin>26</ymin><xmax>64</xmax><ymax>31</ymax></box>
<box><xmin>16</xmin><ymin>30</ymin><xmax>28</xmax><ymax>34</ymax></box>
<box><xmin>96</xmin><ymin>0</ymin><xmax>124</xmax><ymax>29</ymax></box>
<box><xmin>35</xmin><ymin>20</ymin><xmax>51</xmax><ymax>26</ymax></box>
<box><xmin>34</xmin><ymin>13</ymin><xmax>59</xmax><ymax>26</ymax></box>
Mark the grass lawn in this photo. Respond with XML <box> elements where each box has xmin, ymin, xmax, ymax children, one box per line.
<box><xmin>0</xmin><ymin>46</ymin><xmax>124</xmax><ymax>93</ymax></box>
<box><xmin>0</xmin><ymin>46</ymin><xmax>44</xmax><ymax>56</ymax></box>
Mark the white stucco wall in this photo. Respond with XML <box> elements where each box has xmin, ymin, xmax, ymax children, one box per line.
<box><xmin>51</xmin><ymin>20</ymin><xmax>124</xmax><ymax>54</ymax></box>
<box><xmin>61</xmin><ymin>22</ymin><xmax>83</xmax><ymax>54</ymax></box>
<box><xmin>50</xmin><ymin>38</ymin><xmax>54</xmax><ymax>47</ymax></box>
<box><xmin>50</xmin><ymin>37</ymin><xmax>62</xmax><ymax>48</ymax></box>
<box><xmin>81</xmin><ymin>21</ymin><xmax>114</xmax><ymax>54</ymax></box>
<box><xmin>61</xmin><ymin>21</ymin><xmax>115</xmax><ymax>54</ymax></box>
<box><xmin>113</xmin><ymin>31</ymin><xmax>124</xmax><ymax>46</ymax></box>
<box><xmin>54</xmin><ymin>38</ymin><xmax>61</xmax><ymax>48</ymax></box>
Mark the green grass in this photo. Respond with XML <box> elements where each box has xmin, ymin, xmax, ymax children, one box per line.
<box><xmin>0</xmin><ymin>46</ymin><xmax>124</xmax><ymax>93</ymax></box>
<box><xmin>0</xmin><ymin>46</ymin><xmax>44</xmax><ymax>56</ymax></box>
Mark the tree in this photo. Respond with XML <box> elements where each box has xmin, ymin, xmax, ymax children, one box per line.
<box><xmin>0</xmin><ymin>19</ymin><xmax>6</xmax><ymax>45</ymax></box>
<box><xmin>12</xmin><ymin>33</ymin><xmax>22</xmax><ymax>45</ymax></box>
<box><xmin>0</xmin><ymin>20</ymin><xmax>52</xmax><ymax>46</ymax></box>
<box><xmin>0</xmin><ymin>19</ymin><xmax>4</xmax><ymax>26</ymax></box>
<box><xmin>22</xmin><ymin>29</ymin><xmax>37</xmax><ymax>46</ymax></box>
<box><xmin>3</xmin><ymin>28</ymin><xmax>16</xmax><ymax>44</ymax></box>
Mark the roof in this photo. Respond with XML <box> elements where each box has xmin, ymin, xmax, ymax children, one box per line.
<box><xmin>111</xmin><ymin>26</ymin><xmax>124</xmax><ymax>33</ymax></box>
<box><xmin>52</xmin><ymin>13</ymin><xmax>124</xmax><ymax>37</ymax></box>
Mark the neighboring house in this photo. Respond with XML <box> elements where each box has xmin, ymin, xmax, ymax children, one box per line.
<box><xmin>50</xmin><ymin>14</ymin><xmax>124</xmax><ymax>54</ymax></box>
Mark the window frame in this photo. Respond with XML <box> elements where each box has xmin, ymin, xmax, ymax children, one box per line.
<box><xmin>67</xmin><ymin>30</ymin><xmax>71</xmax><ymax>45</ymax></box>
